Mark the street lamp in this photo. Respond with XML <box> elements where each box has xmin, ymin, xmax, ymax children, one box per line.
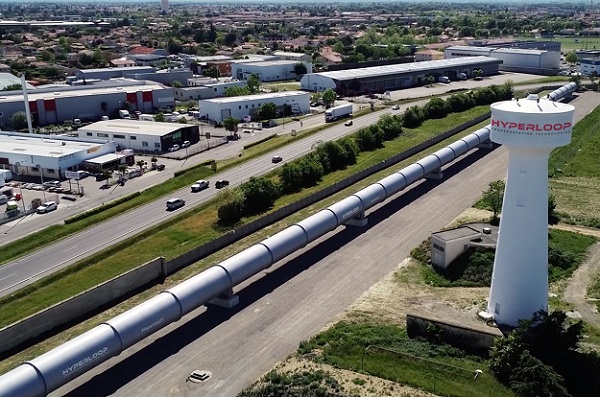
<box><xmin>36</xmin><ymin>164</ymin><xmax>47</xmax><ymax>202</ymax></box>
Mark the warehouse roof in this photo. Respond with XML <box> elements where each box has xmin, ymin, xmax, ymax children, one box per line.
<box><xmin>0</xmin><ymin>132</ymin><xmax>103</xmax><ymax>158</ymax></box>
<box><xmin>79</xmin><ymin>120</ymin><xmax>188</xmax><ymax>136</ymax></box>
<box><xmin>0</xmin><ymin>82</ymin><xmax>167</xmax><ymax>104</ymax></box>
<box><xmin>0</xmin><ymin>73</ymin><xmax>36</xmax><ymax>90</ymax></box>
<box><xmin>200</xmin><ymin>91</ymin><xmax>308</xmax><ymax>104</ymax></box>
<box><xmin>273</xmin><ymin>51</ymin><xmax>307</xmax><ymax>58</ymax></box>
<box><xmin>312</xmin><ymin>56</ymin><xmax>501</xmax><ymax>82</ymax></box>
<box><xmin>84</xmin><ymin>152</ymin><xmax>129</xmax><ymax>165</ymax></box>
<box><xmin>77</xmin><ymin>66</ymin><xmax>156</xmax><ymax>75</ymax></box>
<box><xmin>234</xmin><ymin>60</ymin><xmax>298</xmax><ymax>67</ymax></box>
<box><xmin>447</xmin><ymin>46</ymin><xmax>546</xmax><ymax>55</ymax></box>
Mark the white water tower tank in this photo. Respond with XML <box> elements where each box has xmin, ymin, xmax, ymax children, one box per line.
<box><xmin>486</xmin><ymin>94</ymin><xmax>574</xmax><ymax>327</ymax></box>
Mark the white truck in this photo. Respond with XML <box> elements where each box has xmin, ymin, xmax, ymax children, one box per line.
<box><xmin>324</xmin><ymin>103</ymin><xmax>353</xmax><ymax>122</ymax></box>
<box><xmin>119</xmin><ymin>110</ymin><xmax>132</xmax><ymax>119</ymax></box>
<box><xmin>139</xmin><ymin>114</ymin><xmax>155</xmax><ymax>121</ymax></box>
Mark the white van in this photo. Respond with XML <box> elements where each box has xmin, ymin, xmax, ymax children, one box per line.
<box><xmin>438</xmin><ymin>76</ymin><xmax>450</xmax><ymax>83</ymax></box>
<box><xmin>166</xmin><ymin>198</ymin><xmax>185</xmax><ymax>211</ymax></box>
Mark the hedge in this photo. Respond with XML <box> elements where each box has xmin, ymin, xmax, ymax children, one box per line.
<box><xmin>243</xmin><ymin>134</ymin><xmax>278</xmax><ymax>150</ymax></box>
<box><xmin>173</xmin><ymin>159</ymin><xmax>215</xmax><ymax>177</ymax></box>
<box><xmin>63</xmin><ymin>192</ymin><xmax>141</xmax><ymax>224</ymax></box>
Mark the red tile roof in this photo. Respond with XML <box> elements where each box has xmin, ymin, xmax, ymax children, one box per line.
<box><xmin>128</xmin><ymin>46</ymin><xmax>157</xmax><ymax>55</ymax></box>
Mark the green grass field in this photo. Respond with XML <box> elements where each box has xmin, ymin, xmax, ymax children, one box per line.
<box><xmin>516</xmin><ymin>36</ymin><xmax>600</xmax><ymax>52</ymax></box>
<box><xmin>297</xmin><ymin>322</ymin><xmax>513</xmax><ymax>397</ymax></box>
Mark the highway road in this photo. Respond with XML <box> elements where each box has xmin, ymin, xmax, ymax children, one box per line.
<box><xmin>47</xmin><ymin>91</ymin><xmax>598</xmax><ymax>397</ymax></box>
<box><xmin>0</xmin><ymin>104</ymin><xmax>403</xmax><ymax>296</ymax></box>
<box><xmin>0</xmin><ymin>79</ymin><xmax>580</xmax><ymax>297</ymax></box>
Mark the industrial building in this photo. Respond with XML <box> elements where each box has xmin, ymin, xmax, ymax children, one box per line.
<box><xmin>70</xmin><ymin>66</ymin><xmax>192</xmax><ymax>87</ymax></box>
<box><xmin>272</xmin><ymin>51</ymin><xmax>312</xmax><ymax>62</ymax></box>
<box><xmin>0</xmin><ymin>131</ymin><xmax>116</xmax><ymax>179</ymax></box>
<box><xmin>77</xmin><ymin>119</ymin><xmax>200</xmax><ymax>153</ymax></box>
<box><xmin>0</xmin><ymin>79</ymin><xmax>174</xmax><ymax>128</ymax></box>
<box><xmin>445</xmin><ymin>46</ymin><xmax>560</xmax><ymax>74</ymax></box>
<box><xmin>300</xmin><ymin>56</ymin><xmax>501</xmax><ymax>94</ymax></box>
<box><xmin>231</xmin><ymin>60</ymin><xmax>313</xmax><ymax>82</ymax></box>
<box><xmin>199</xmin><ymin>91</ymin><xmax>310</xmax><ymax>122</ymax></box>
<box><xmin>470</xmin><ymin>40</ymin><xmax>561</xmax><ymax>52</ymax></box>
<box><xmin>174</xmin><ymin>79</ymin><xmax>246</xmax><ymax>101</ymax></box>
<box><xmin>580</xmin><ymin>58</ymin><xmax>600</xmax><ymax>75</ymax></box>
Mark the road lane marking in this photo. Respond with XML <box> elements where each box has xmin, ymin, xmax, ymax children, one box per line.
<box><xmin>0</xmin><ymin>273</ymin><xmax>15</xmax><ymax>282</ymax></box>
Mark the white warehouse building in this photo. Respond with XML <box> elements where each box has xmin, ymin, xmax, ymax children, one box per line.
<box><xmin>445</xmin><ymin>46</ymin><xmax>560</xmax><ymax>72</ymax></box>
<box><xmin>199</xmin><ymin>91</ymin><xmax>310</xmax><ymax>122</ymax></box>
<box><xmin>0</xmin><ymin>131</ymin><xmax>116</xmax><ymax>179</ymax></box>
<box><xmin>231</xmin><ymin>60</ymin><xmax>313</xmax><ymax>82</ymax></box>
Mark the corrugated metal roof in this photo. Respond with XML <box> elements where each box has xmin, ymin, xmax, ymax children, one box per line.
<box><xmin>313</xmin><ymin>56</ymin><xmax>501</xmax><ymax>81</ymax></box>
<box><xmin>79</xmin><ymin>120</ymin><xmax>188</xmax><ymax>136</ymax></box>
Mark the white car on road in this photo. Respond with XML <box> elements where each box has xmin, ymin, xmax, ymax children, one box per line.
<box><xmin>191</xmin><ymin>180</ymin><xmax>209</xmax><ymax>192</ymax></box>
<box><xmin>37</xmin><ymin>201</ymin><xmax>58</xmax><ymax>214</ymax></box>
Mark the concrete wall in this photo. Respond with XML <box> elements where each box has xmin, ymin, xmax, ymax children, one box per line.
<box><xmin>406</xmin><ymin>313</ymin><xmax>502</xmax><ymax>354</ymax></box>
<box><xmin>0</xmin><ymin>257</ymin><xmax>164</xmax><ymax>354</ymax></box>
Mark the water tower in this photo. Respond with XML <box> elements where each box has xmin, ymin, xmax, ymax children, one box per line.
<box><xmin>485</xmin><ymin>94</ymin><xmax>574</xmax><ymax>327</ymax></box>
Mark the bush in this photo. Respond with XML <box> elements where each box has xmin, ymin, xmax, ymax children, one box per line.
<box><xmin>424</xmin><ymin>97</ymin><xmax>450</xmax><ymax>119</ymax></box>
<box><xmin>217</xmin><ymin>189</ymin><xmax>246</xmax><ymax>225</ymax></box>
<box><xmin>173</xmin><ymin>159</ymin><xmax>214</xmax><ymax>177</ymax></box>
<box><xmin>402</xmin><ymin>105</ymin><xmax>425</xmax><ymax>128</ymax></box>
<box><xmin>280</xmin><ymin>162</ymin><xmax>304</xmax><ymax>193</ymax></box>
<box><xmin>241</xmin><ymin>176</ymin><xmax>281</xmax><ymax>215</ymax></box>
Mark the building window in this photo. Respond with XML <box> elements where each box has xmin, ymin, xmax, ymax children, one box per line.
<box><xmin>97</xmin><ymin>133</ymin><xmax>108</xmax><ymax>138</ymax></box>
<box><xmin>245</xmin><ymin>105</ymin><xmax>248</xmax><ymax>109</ymax></box>
<box><xmin>86</xmin><ymin>132</ymin><xmax>92</xmax><ymax>136</ymax></box>
<box><xmin>142</xmin><ymin>141</ymin><xmax>148</xmax><ymax>147</ymax></box>
<box><xmin>47</xmin><ymin>169</ymin><xmax>55</xmax><ymax>174</ymax></box>
<box><xmin>114</xmin><ymin>134</ymin><xmax>126</xmax><ymax>139</ymax></box>
<box><xmin>154</xmin><ymin>142</ymin><xmax>161</xmax><ymax>148</ymax></box>
<box><xmin>239</xmin><ymin>106</ymin><xmax>242</xmax><ymax>109</ymax></box>
<box><xmin>130</xmin><ymin>136</ymin><xmax>137</xmax><ymax>140</ymax></box>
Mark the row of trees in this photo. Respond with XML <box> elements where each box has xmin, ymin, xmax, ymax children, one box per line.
<box><xmin>216</xmin><ymin>113</ymin><xmax>404</xmax><ymax>224</ymax></box>
<box><xmin>403</xmin><ymin>82</ymin><xmax>513</xmax><ymax>128</ymax></box>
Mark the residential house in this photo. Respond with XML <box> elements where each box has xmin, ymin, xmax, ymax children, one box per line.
<box><xmin>414</xmin><ymin>49</ymin><xmax>445</xmax><ymax>62</ymax></box>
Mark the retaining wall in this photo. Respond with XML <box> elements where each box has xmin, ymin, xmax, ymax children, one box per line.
<box><xmin>0</xmin><ymin>257</ymin><xmax>164</xmax><ymax>354</ymax></box>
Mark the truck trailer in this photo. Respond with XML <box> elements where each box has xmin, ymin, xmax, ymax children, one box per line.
<box><xmin>324</xmin><ymin>103</ymin><xmax>353</xmax><ymax>122</ymax></box>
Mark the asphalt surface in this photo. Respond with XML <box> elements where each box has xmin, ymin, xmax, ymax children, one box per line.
<box><xmin>0</xmin><ymin>76</ymin><xmax>582</xmax><ymax>297</ymax></box>
<box><xmin>0</xmin><ymin>100</ymin><xmax>413</xmax><ymax>296</ymax></box>
<box><xmin>47</xmin><ymin>91</ymin><xmax>598</xmax><ymax>397</ymax></box>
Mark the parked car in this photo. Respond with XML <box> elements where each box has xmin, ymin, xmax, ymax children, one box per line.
<box><xmin>37</xmin><ymin>201</ymin><xmax>58</xmax><ymax>214</ymax></box>
<box><xmin>168</xmin><ymin>144</ymin><xmax>180</xmax><ymax>152</ymax></box>
<box><xmin>344</xmin><ymin>120</ymin><xmax>353</xmax><ymax>126</ymax></box>
<box><xmin>191</xmin><ymin>180</ymin><xmax>209</xmax><ymax>192</ymax></box>
<box><xmin>182</xmin><ymin>141</ymin><xmax>191</xmax><ymax>148</ymax></box>
<box><xmin>43</xmin><ymin>181</ymin><xmax>61</xmax><ymax>188</ymax></box>
<box><xmin>392</xmin><ymin>105</ymin><xmax>400</xmax><ymax>110</ymax></box>
<box><xmin>271</xmin><ymin>155</ymin><xmax>283</xmax><ymax>163</ymax></box>
<box><xmin>156</xmin><ymin>164</ymin><xmax>166</xmax><ymax>171</ymax></box>
<box><xmin>166</xmin><ymin>198</ymin><xmax>185</xmax><ymax>211</ymax></box>
<box><xmin>243</xmin><ymin>129</ymin><xmax>252</xmax><ymax>133</ymax></box>
<box><xmin>215</xmin><ymin>180</ymin><xmax>230</xmax><ymax>189</ymax></box>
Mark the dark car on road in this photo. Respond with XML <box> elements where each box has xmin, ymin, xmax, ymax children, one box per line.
<box><xmin>215</xmin><ymin>180</ymin><xmax>230</xmax><ymax>189</ymax></box>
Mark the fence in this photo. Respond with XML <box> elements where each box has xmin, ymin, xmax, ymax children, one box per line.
<box><xmin>0</xmin><ymin>112</ymin><xmax>491</xmax><ymax>353</ymax></box>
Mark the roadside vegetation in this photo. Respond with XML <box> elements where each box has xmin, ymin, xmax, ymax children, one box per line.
<box><xmin>410</xmin><ymin>229</ymin><xmax>596</xmax><ymax>288</ymax></box>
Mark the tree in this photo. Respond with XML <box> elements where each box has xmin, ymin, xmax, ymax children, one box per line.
<box><xmin>204</xmin><ymin>66</ymin><xmax>220</xmax><ymax>81</ymax></box>
<box><xmin>280</xmin><ymin>162</ymin><xmax>304</xmax><ymax>193</ymax></box>
<box><xmin>223</xmin><ymin>117</ymin><xmax>240</xmax><ymax>133</ymax></box>
<box><xmin>426</xmin><ymin>75</ymin><xmax>435</xmax><ymax>87</ymax></box>
<box><xmin>548</xmin><ymin>192</ymin><xmax>558</xmax><ymax>224</ymax></box>
<box><xmin>473</xmin><ymin>68</ymin><xmax>483</xmax><ymax>80</ymax></box>
<box><xmin>246</xmin><ymin>73</ymin><xmax>261</xmax><ymax>94</ymax></box>
<box><xmin>2</xmin><ymin>83</ymin><xmax>22</xmax><ymax>91</ymax></box>
<box><xmin>258</xmin><ymin>102</ymin><xmax>277</xmax><ymax>120</ymax></box>
<box><xmin>565</xmin><ymin>51</ymin><xmax>578</xmax><ymax>66</ymax></box>
<box><xmin>509</xmin><ymin>351</ymin><xmax>571</xmax><ymax>397</ymax></box>
<box><xmin>322</xmin><ymin>88</ymin><xmax>336</xmax><ymax>108</ymax></box>
<box><xmin>224</xmin><ymin>86</ymin><xmax>251</xmax><ymax>97</ymax></box>
<box><xmin>294</xmin><ymin>62</ymin><xmax>307</xmax><ymax>76</ymax></box>
<box><xmin>154</xmin><ymin>113</ymin><xmax>165</xmax><ymax>122</ymax></box>
<box><xmin>10</xmin><ymin>111</ymin><xmax>28</xmax><ymax>130</ymax></box>
<box><xmin>241</xmin><ymin>177</ymin><xmax>280</xmax><ymax>214</ymax></box>
<box><xmin>217</xmin><ymin>188</ymin><xmax>246</xmax><ymax>225</ymax></box>
<box><xmin>481</xmin><ymin>180</ymin><xmax>505</xmax><ymax>221</ymax></box>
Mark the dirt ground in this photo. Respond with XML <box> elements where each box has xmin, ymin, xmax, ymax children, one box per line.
<box><xmin>253</xmin><ymin>207</ymin><xmax>600</xmax><ymax>397</ymax></box>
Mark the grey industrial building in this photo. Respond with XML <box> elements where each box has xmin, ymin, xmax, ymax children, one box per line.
<box><xmin>174</xmin><ymin>79</ymin><xmax>246</xmax><ymax>101</ymax></box>
<box><xmin>77</xmin><ymin>119</ymin><xmax>200</xmax><ymax>154</ymax></box>
<box><xmin>69</xmin><ymin>66</ymin><xmax>192</xmax><ymax>87</ymax></box>
<box><xmin>0</xmin><ymin>79</ymin><xmax>174</xmax><ymax>128</ymax></box>
<box><xmin>300</xmin><ymin>56</ymin><xmax>502</xmax><ymax>95</ymax></box>
<box><xmin>473</xmin><ymin>40</ymin><xmax>561</xmax><ymax>52</ymax></box>
<box><xmin>199</xmin><ymin>91</ymin><xmax>310</xmax><ymax>122</ymax></box>
<box><xmin>445</xmin><ymin>46</ymin><xmax>560</xmax><ymax>74</ymax></box>
<box><xmin>0</xmin><ymin>131</ymin><xmax>116</xmax><ymax>179</ymax></box>
<box><xmin>231</xmin><ymin>60</ymin><xmax>313</xmax><ymax>82</ymax></box>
